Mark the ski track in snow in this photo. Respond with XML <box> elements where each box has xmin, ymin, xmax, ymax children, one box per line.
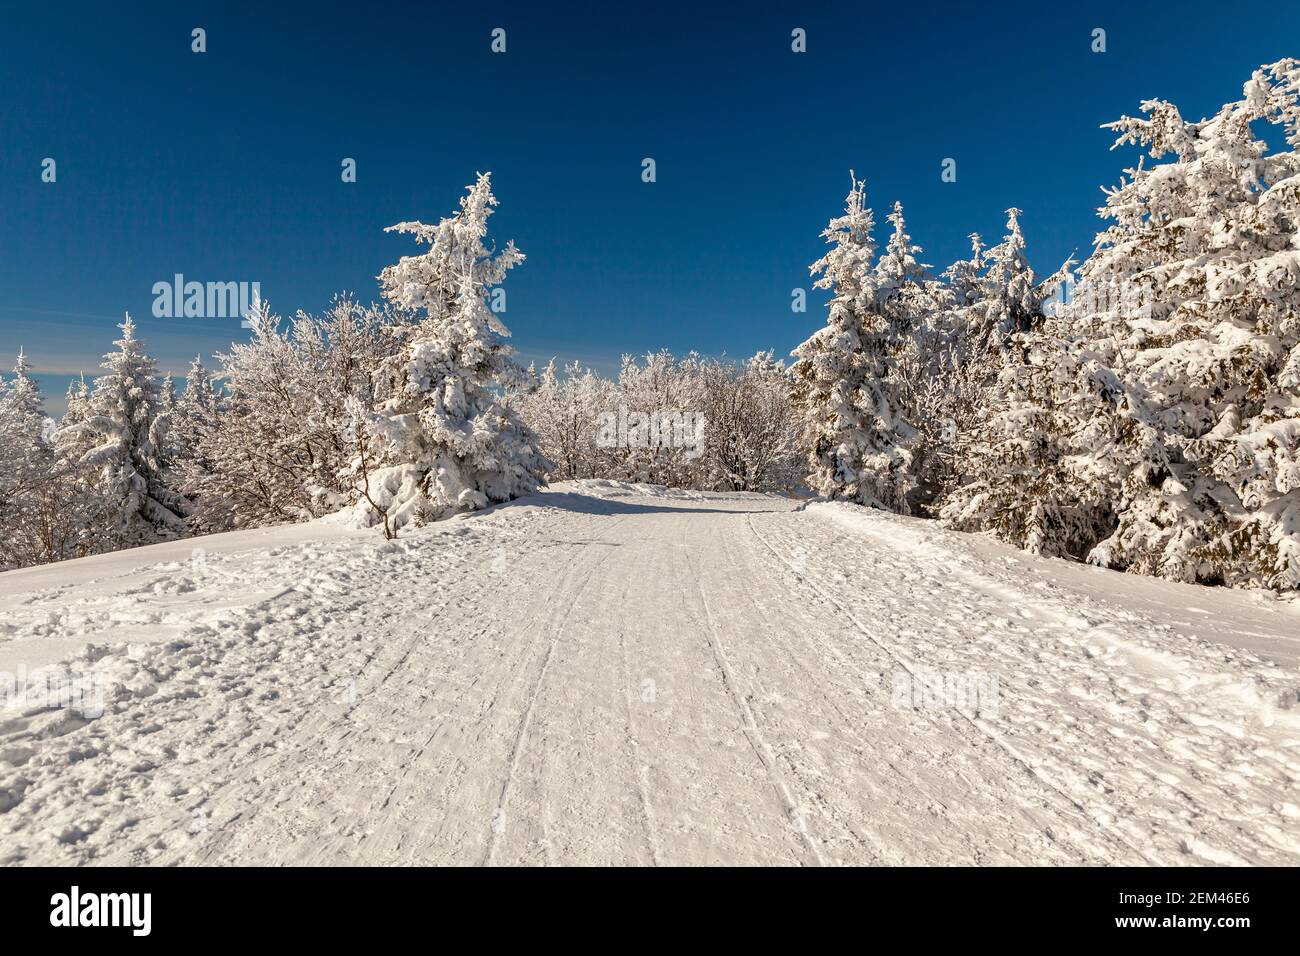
<box><xmin>0</xmin><ymin>481</ymin><xmax>1297</xmax><ymax>866</ymax></box>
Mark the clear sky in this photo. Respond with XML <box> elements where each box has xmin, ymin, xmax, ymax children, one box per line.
<box><xmin>3</xmin><ymin>1</ymin><xmax>1298</xmax><ymax>412</ymax></box>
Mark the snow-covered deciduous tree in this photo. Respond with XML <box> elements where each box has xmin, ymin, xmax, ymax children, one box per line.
<box><xmin>184</xmin><ymin>297</ymin><xmax>313</xmax><ymax>529</ymax></box>
<box><xmin>697</xmin><ymin>351</ymin><xmax>802</xmax><ymax>492</ymax></box>
<box><xmin>511</xmin><ymin>359</ymin><xmax>616</xmax><ymax>481</ymax></box>
<box><xmin>355</xmin><ymin>173</ymin><xmax>548</xmax><ymax>529</ymax></box>
<box><xmin>187</xmin><ymin>296</ymin><xmax>387</xmax><ymax>530</ymax></box>
<box><xmin>511</xmin><ymin>352</ymin><xmax>799</xmax><ymax>493</ymax></box>
<box><xmin>600</xmin><ymin>350</ymin><xmax>707</xmax><ymax>488</ymax></box>
<box><xmin>54</xmin><ymin>315</ymin><xmax>188</xmax><ymax>550</ymax></box>
<box><xmin>792</xmin><ymin>174</ymin><xmax>915</xmax><ymax>509</ymax></box>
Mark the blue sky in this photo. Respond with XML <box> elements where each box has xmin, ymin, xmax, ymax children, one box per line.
<box><xmin>2</xmin><ymin>1</ymin><xmax>1297</xmax><ymax>412</ymax></box>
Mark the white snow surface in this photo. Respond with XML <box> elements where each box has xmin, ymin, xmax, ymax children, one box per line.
<box><xmin>1</xmin><ymin>480</ymin><xmax>1297</xmax><ymax>865</ymax></box>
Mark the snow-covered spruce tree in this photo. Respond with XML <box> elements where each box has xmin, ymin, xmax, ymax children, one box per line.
<box><xmin>944</xmin><ymin>209</ymin><xmax>1044</xmax><ymax>467</ymax></box>
<box><xmin>937</xmin><ymin>210</ymin><xmax>1043</xmax><ymax>434</ymax></box>
<box><xmin>939</xmin><ymin>274</ymin><xmax>1120</xmax><ymax>559</ymax></box>
<box><xmin>0</xmin><ymin>352</ymin><xmax>49</xmax><ymax>513</ymax></box>
<box><xmin>1075</xmin><ymin>59</ymin><xmax>1300</xmax><ymax>588</ymax></box>
<box><xmin>921</xmin><ymin>234</ymin><xmax>993</xmax><ymax>474</ymax></box>
<box><xmin>169</xmin><ymin>354</ymin><xmax>220</xmax><ymax>526</ymax></box>
<box><xmin>875</xmin><ymin>200</ymin><xmax>954</xmax><ymax>512</ymax></box>
<box><xmin>54</xmin><ymin>315</ymin><xmax>188</xmax><ymax>550</ymax></box>
<box><xmin>979</xmin><ymin>208</ymin><xmax>1041</xmax><ymax>339</ymax></box>
<box><xmin>33</xmin><ymin>374</ymin><xmax>109</xmax><ymax>563</ymax></box>
<box><xmin>8</xmin><ymin>361</ymin><xmax>106</xmax><ymax>568</ymax></box>
<box><xmin>873</xmin><ymin>201</ymin><xmax>941</xmax><ymax>324</ymax></box>
<box><xmin>149</xmin><ymin>372</ymin><xmax>182</xmax><ymax>507</ymax></box>
<box><xmin>61</xmin><ymin>374</ymin><xmax>91</xmax><ymax>429</ymax></box>
<box><xmin>935</xmin><ymin>210</ymin><xmax>1115</xmax><ymax>560</ymax></box>
<box><xmin>355</xmin><ymin>173</ymin><xmax>548</xmax><ymax>529</ymax></box>
<box><xmin>944</xmin><ymin>233</ymin><xmax>986</xmax><ymax>325</ymax></box>
<box><xmin>160</xmin><ymin>373</ymin><xmax>177</xmax><ymax>412</ymax></box>
<box><xmin>174</xmin><ymin>355</ymin><xmax>218</xmax><ymax>451</ymax></box>
<box><xmin>0</xmin><ymin>352</ymin><xmax>56</xmax><ymax>567</ymax></box>
<box><xmin>792</xmin><ymin>175</ymin><xmax>914</xmax><ymax>509</ymax></box>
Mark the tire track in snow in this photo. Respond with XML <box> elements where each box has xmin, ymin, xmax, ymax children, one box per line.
<box><xmin>187</xmin><ymin>514</ymin><xmax>593</xmax><ymax>865</ymax></box>
<box><xmin>682</xmin><ymin>537</ymin><xmax>826</xmax><ymax>867</ymax></box>
<box><xmin>710</xmin><ymin>520</ymin><xmax>889</xmax><ymax>863</ymax></box>
<box><xmin>618</xmin><ymin>627</ymin><xmax>663</xmax><ymax>867</ymax></box>
<box><xmin>482</xmin><ymin>515</ymin><xmax>632</xmax><ymax>867</ymax></box>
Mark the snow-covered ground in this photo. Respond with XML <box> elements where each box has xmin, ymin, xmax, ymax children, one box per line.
<box><xmin>1</xmin><ymin>481</ymin><xmax>1297</xmax><ymax>865</ymax></box>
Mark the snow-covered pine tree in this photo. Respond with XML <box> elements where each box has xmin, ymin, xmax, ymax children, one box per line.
<box><xmin>355</xmin><ymin>173</ymin><xmax>548</xmax><ymax>529</ymax></box>
<box><xmin>54</xmin><ymin>315</ymin><xmax>188</xmax><ymax>550</ymax></box>
<box><xmin>1075</xmin><ymin>59</ymin><xmax>1300</xmax><ymax>589</ymax></box>
<box><xmin>792</xmin><ymin>174</ymin><xmax>914</xmax><ymax>509</ymax></box>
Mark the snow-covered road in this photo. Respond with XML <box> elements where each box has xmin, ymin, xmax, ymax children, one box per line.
<box><xmin>1</xmin><ymin>482</ymin><xmax>1297</xmax><ymax>865</ymax></box>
